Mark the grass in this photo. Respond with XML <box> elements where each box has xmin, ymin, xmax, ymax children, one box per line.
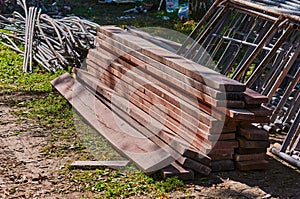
<box><xmin>0</xmin><ymin>3</ymin><xmax>193</xmax><ymax>195</ymax></box>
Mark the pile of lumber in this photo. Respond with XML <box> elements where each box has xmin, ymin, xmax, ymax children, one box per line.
<box><xmin>52</xmin><ymin>26</ymin><xmax>271</xmax><ymax>179</ymax></box>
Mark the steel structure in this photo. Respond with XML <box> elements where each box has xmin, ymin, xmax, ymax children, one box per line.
<box><xmin>178</xmin><ymin>0</ymin><xmax>300</xmax><ymax>168</ymax></box>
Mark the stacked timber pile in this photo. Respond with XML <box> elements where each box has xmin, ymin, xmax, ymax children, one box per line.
<box><xmin>52</xmin><ymin>26</ymin><xmax>271</xmax><ymax>179</ymax></box>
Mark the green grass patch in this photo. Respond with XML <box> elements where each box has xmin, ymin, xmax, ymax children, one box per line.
<box><xmin>69</xmin><ymin>168</ymin><xmax>184</xmax><ymax>198</ymax></box>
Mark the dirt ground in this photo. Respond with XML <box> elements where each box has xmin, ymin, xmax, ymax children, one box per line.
<box><xmin>0</xmin><ymin>93</ymin><xmax>299</xmax><ymax>199</ymax></box>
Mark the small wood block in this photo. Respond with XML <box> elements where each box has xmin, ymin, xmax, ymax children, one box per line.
<box><xmin>177</xmin><ymin>157</ymin><xmax>211</xmax><ymax>176</ymax></box>
<box><xmin>235</xmin><ymin>160</ymin><xmax>269</xmax><ymax>171</ymax></box>
<box><xmin>233</xmin><ymin>153</ymin><xmax>266</xmax><ymax>161</ymax></box>
<box><xmin>238</xmin><ymin>125</ymin><xmax>269</xmax><ymax>141</ymax></box>
<box><xmin>243</xmin><ymin>88</ymin><xmax>268</xmax><ymax>105</ymax></box>
<box><xmin>237</xmin><ymin>137</ymin><xmax>270</xmax><ymax>149</ymax></box>
<box><xmin>70</xmin><ymin>161</ymin><xmax>130</xmax><ymax>170</ymax></box>
<box><xmin>161</xmin><ymin>162</ymin><xmax>194</xmax><ymax>180</ymax></box>
<box><xmin>211</xmin><ymin>160</ymin><xmax>235</xmax><ymax>172</ymax></box>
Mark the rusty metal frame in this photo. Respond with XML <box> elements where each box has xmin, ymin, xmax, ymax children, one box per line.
<box><xmin>178</xmin><ymin>0</ymin><xmax>300</xmax><ymax>168</ymax></box>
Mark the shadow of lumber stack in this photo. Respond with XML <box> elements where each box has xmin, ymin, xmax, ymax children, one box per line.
<box><xmin>51</xmin><ymin>26</ymin><xmax>272</xmax><ymax>179</ymax></box>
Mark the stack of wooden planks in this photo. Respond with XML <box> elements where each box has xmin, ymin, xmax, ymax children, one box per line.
<box><xmin>51</xmin><ymin>26</ymin><xmax>272</xmax><ymax>179</ymax></box>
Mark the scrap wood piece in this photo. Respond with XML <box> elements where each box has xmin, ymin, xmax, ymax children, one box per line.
<box><xmin>97</xmin><ymin>26</ymin><xmax>246</xmax><ymax>92</ymax></box>
<box><xmin>51</xmin><ymin>73</ymin><xmax>175</xmax><ymax>174</ymax></box>
<box><xmin>161</xmin><ymin>162</ymin><xmax>194</xmax><ymax>180</ymax></box>
<box><xmin>70</xmin><ymin>160</ymin><xmax>130</xmax><ymax>170</ymax></box>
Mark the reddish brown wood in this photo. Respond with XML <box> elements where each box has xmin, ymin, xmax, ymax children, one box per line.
<box><xmin>177</xmin><ymin>157</ymin><xmax>211</xmax><ymax>176</ymax></box>
<box><xmin>97</xmin><ymin>26</ymin><xmax>246</xmax><ymax>92</ymax></box>
<box><xmin>213</xmin><ymin>140</ymin><xmax>239</xmax><ymax>149</ymax></box>
<box><xmin>243</xmin><ymin>88</ymin><xmax>268</xmax><ymax>105</ymax></box>
<box><xmin>74</xmin><ymin>68</ymin><xmax>206</xmax><ymax>156</ymax></box>
<box><xmin>86</xmin><ymin>60</ymin><xmax>220</xmax><ymax>138</ymax></box>
<box><xmin>87</xmin><ymin>51</ymin><xmax>220</xmax><ymax>127</ymax></box>
<box><xmin>94</xmin><ymin>35</ymin><xmax>248</xmax><ymax>110</ymax></box>
<box><xmin>211</xmin><ymin>160</ymin><xmax>235</xmax><ymax>172</ymax></box>
<box><xmin>236</xmin><ymin>148</ymin><xmax>267</xmax><ymax>154</ymax></box>
<box><xmin>235</xmin><ymin>159</ymin><xmax>269</xmax><ymax>171</ymax></box>
<box><xmin>238</xmin><ymin>125</ymin><xmax>269</xmax><ymax>141</ymax></box>
<box><xmin>51</xmin><ymin>73</ymin><xmax>174</xmax><ymax>174</ymax></box>
<box><xmin>233</xmin><ymin>153</ymin><xmax>266</xmax><ymax>161</ymax></box>
<box><xmin>237</xmin><ymin>137</ymin><xmax>270</xmax><ymax>149</ymax></box>
<box><xmin>209</xmin><ymin>153</ymin><xmax>233</xmax><ymax>160</ymax></box>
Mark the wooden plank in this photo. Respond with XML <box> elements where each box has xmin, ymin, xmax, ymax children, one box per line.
<box><xmin>70</xmin><ymin>161</ymin><xmax>130</xmax><ymax>170</ymax></box>
<box><xmin>233</xmin><ymin>153</ymin><xmax>266</xmax><ymax>161</ymax></box>
<box><xmin>97</xmin><ymin>26</ymin><xmax>246</xmax><ymax>92</ymax></box>
<box><xmin>235</xmin><ymin>160</ymin><xmax>269</xmax><ymax>171</ymax></box>
<box><xmin>181</xmin><ymin>148</ymin><xmax>212</xmax><ymax>166</ymax></box>
<box><xmin>92</xmin><ymin>39</ymin><xmax>256</xmax><ymax>120</ymax></box>
<box><xmin>161</xmin><ymin>162</ymin><xmax>194</xmax><ymax>180</ymax></box>
<box><xmin>126</xmin><ymin>26</ymin><xmax>182</xmax><ymax>52</ymax></box>
<box><xmin>93</xmin><ymin>39</ymin><xmax>244</xmax><ymax>111</ymax></box>
<box><xmin>51</xmin><ymin>73</ymin><xmax>174</xmax><ymax>174</ymax></box>
<box><xmin>85</xmin><ymin>64</ymin><xmax>225</xmax><ymax>143</ymax></box>
<box><xmin>211</xmin><ymin>160</ymin><xmax>235</xmax><ymax>172</ymax></box>
<box><xmin>238</xmin><ymin>125</ymin><xmax>269</xmax><ymax>141</ymax></box>
<box><xmin>94</xmin><ymin>33</ymin><xmax>246</xmax><ymax>106</ymax></box>
<box><xmin>74</xmin><ymin>68</ymin><xmax>217</xmax><ymax>161</ymax></box>
<box><xmin>84</xmin><ymin>61</ymin><xmax>220</xmax><ymax>143</ymax></box>
<box><xmin>209</xmin><ymin>153</ymin><xmax>233</xmax><ymax>160</ymax></box>
<box><xmin>87</xmin><ymin>52</ymin><xmax>220</xmax><ymax>127</ymax></box>
<box><xmin>237</xmin><ymin>137</ymin><xmax>270</xmax><ymax>149</ymax></box>
<box><xmin>243</xmin><ymin>88</ymin><xmax>268</xmax><ymax>105</ymax></box>
<box><xmin>177</xmin><ymin>157</ymin><xmax>211</xmax><ymax>176</ymax></box>
<box><xmin>213</xmin><ymin>140</ymin><xmax>239</xmax><ymax>149</ymax></box>
<box><xmin>236</xmin><ymin>148</ymin><xmax>267</xmax><ymax>154</ymax></box>
<box><xmin>74</xmin><ymin>69</ymin><xmax>199</xmax><ymax>154</ymax></box>
<box><xmin>247</xmin><ymin>106</ymin><xmax>273</xmax><ymax>117</ymax></box>
<box><xmin>89</xmin><ymin>46</ymin><xmax>228</xmax><ymax>120</ymax></box>
<box><xmin>218</xmin><ymin>133</ymin><xmax>236</xmax><ymax>140</ymax></box>
<box><xmin>92</xmin><ymin>39</ymin><xmax>240</xmax><ymax>111</ymax></box>
<box><xmin>88</xmin><ymin>58</ymin><xmax>222</xmax><ymax>137</ymax></box>
<box><xmin>126</xmin><ymin>26</ymin><xmax>180</xmax><ymax>53</ymax></box>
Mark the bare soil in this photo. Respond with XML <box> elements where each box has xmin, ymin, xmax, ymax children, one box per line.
<box><xmin>0</xmin><ymin>93</ymin><xmax>299</xmax><ymax>199</ymax></box>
